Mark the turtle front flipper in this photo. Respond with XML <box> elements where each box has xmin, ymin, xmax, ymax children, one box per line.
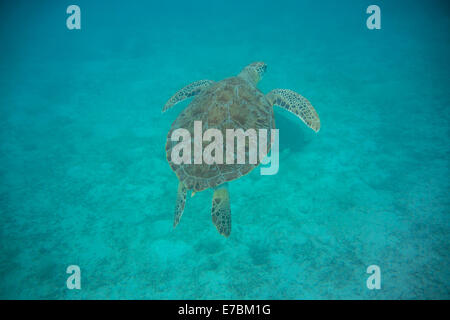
<box><xmin>173</xmin><ymin>182</ymin><xmax>187</xmax><ymax>228</ymax></box>
<box><xmin>266</xmin><ymin>89</ymin><xmax>320</xmax><ymax>132</ymax></box>
<box><xmin>162</xmin><ymin>80</ymin><xmax>215</xmax><ymax>112</ymax></box>
<box><xmin>211</xmin><ymin>185</ymin><xmax>231</xmax><ymax>237</ymax></box>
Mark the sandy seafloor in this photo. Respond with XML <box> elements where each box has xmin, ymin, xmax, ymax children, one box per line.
<box><xmin>0</xmin><ymin>0</ymin><xmax>449</xmax><ymax>299</ymax></box>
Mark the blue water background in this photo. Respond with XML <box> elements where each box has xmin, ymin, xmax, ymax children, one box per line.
<box><xmin>0</xmin><ymin>0</ymin><xmax>449</xmax><ymax>299</ymax></box>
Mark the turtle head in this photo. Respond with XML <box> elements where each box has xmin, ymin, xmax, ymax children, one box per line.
<box><xmin>238</xmin><ymin>62</ymin><xmax>267</xmax><ymax>85</ymax></box>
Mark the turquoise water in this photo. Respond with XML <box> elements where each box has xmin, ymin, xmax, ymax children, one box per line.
<box><xmin>0</xmin><ymin>0</ymin><xmax>449</xmax><ymax>299</ymax></box>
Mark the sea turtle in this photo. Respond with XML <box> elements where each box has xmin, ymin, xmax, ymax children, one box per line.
<box><xmin>162</xmin><ymin>62</ymin><xmax>320</xmax><ymax>237</ymax></box>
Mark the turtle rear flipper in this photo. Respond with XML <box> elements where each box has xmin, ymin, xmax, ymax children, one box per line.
<box><xmin>173</xmin><ymin>182</ymin><xmax>187</xmax><ymax>228</ymax></box>
<box><xmin>211</xmin><ymin>186</ymin><xmax>231</xmax><ymax>237</ymax></box>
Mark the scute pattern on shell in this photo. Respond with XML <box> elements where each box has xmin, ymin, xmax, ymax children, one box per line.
<box><xmin>166</xmin><ymin>77</ymin><xmax>275</xmax><ymax>192</ymax></box>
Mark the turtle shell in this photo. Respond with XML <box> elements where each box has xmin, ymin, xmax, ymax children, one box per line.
<box><xmin>165</xmin><ymin>77</ymin><xmax>275</xmax><ymax>193</ymax></box>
